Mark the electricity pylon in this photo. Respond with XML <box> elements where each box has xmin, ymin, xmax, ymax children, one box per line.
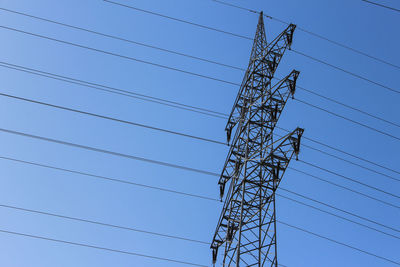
<box><xmin>211</xmin><ymin>12</ymin><xmax>304</xmax><ymax>267</ymax></box>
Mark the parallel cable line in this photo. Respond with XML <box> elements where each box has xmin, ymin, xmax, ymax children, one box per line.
<box><xmin>280</xmin><ymin>188</ymin><xmax>400</xmax><ymax>234</ymax></box>
<box><xmin>103</xmin><ymin>0</ymin><xmax>399</xmax><ymax>94</ymax></box>
<box><xmin>2</xmin><ymin>26</ymin><xmax>400</xmax><ymax>142</ymax></box>
<box><xmin>0</xmin><ymin>7</ymin><xmax>244</xmax><ymax>72</ymax></box>
<box><xmin>0</xmin><ymin>156</ymin><xmax>218</xmax><ymax>202</ymax></box>
<box><xmin>0</xmin><ymin>229</ymin><xmax>208</xmax><ymax>267</ymax></box>
<box><xmin>212</xmin><ymin>0</ymin><xmax>259</xmax><ymax>14</ymax></box>
<box><xmin>295</xmin><ymin>98</ymin><xmax>400</xmax><ymax>142</ymax></box>
<box><xmin>289</xmin><ymin>166</ymin><xmax>400</xmax><ymax>210</ymax></box>
<box><xmin>277</xmin><ymin>220</ymin><xmax>400</xmax><ymax>266</ymax></box>
<box><xmin>0</xmin><ymin>161</ymin><xmax>398</xmax><ymax>244</ymax></box>
<box><xmin>0</xmin><ymin>203</ymin><xmax>210</xmax><ymax>245</ymax></box>
<box><xmin>1</xmin><ymin>7</ymin><xmax>398</xmax><ymax>129</ymax></box>
<box><xmin>283</xmin><ymin>126</ymin><xmax>400</xmax><ymax>176</ymax></box>
<box><xmin>3</xmin><ymin>64</ymin><xmax>400</xmax><ymax>185</ymax></box>
<box><xmin>3</xmin><ymin>90</ymin><xmax>400</xmax><ymax>187</ymax></box>
<box><xmin>296</xmin><ymin>85</ymin><xmax>400</xmax><ymax>129</ymax></box>
<box><xmin>212</xmin><ymin>0</ymin><xmax>400</xmax><ymax>70</ymax></box>
<box><xmin>1</xmin><ymin>61</ymin><xmax>400</xmax><ymax>178</ymax></box>
<box><xmin>277</xmin><ymin>194</ymin><xmax>400</xmax><ymax>240</ymax></box>
<box><xmin>103</xmin><ymin>0</ymin><xmax>252</xmax><ymax>40</ymax></box>
<box><xmin>2</xmin><ymin>222</ymin><xmax>397</xmax><ymax>266</ymax></box>
<box><xmin>0</xmin><ymin>25</ymin><xmax>240</xmax><ymax>87</ymax></box>
<box><xmin>0</xmin><ymin>91</ymin><xmax>227</xmax><ymax>146</ymax></box>
<box><xmin>0</xmin><ymin>127</ymin><xmax>219</xmax><ymax>177</ymax></box>
<box><xmin>0</xmin><ymin>62</ymin><xmax>226</xmax><ymax>119</ymax></box>
<box><xmin>1</xmin><ymin>154</ymin><xmax>398</xmax><ymax>232</ymax></box>
<box><xmin>0</xmin><ymin>184</ymin><xmax>397</xmax><ymax>265</ymax></box>
<box><xmin>273</xmin><ymin>129</ymin><xmax>400</xmax><ymax>183</ymax></box>
<box><xmin>1</xmin><ymin>4</ymin><xmax>398</xmax><ymax>263</ymax></box>
<box><xmin>0</xmin><ymin>191</ymin><xmax>398</xmax><ymax>252</ymax></box>
<box><xmin>300</xmin><ymin>160</ymin><xmax>400</xmax><ymax>199</ymax></box>
<box><xmin>0</xmin><ymin>127</ymin><xmax>398</xmax><ymax>209</ymax></box>
<box><xmin>301</xmin><ymin>142</ymin><xmax>400</xmax><ymax>182</ymax></box>
<box><xmin>291</xmin><ymin>50</ymin><xmax>399</xmax><ymax>94</ymax></box>
<box><xmin>361</xmin><ymin>0</ymin><xmax>400</xmax><ymax>13</ymax></box>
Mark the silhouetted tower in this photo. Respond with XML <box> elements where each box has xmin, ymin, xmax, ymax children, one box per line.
<box><xmin>211</xmin><ymin>12</ymin><xmax>304</xmax><ymax>267</ymax></box>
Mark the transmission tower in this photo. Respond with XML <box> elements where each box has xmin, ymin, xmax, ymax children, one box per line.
<box><xmin>210</xmin><ymin>12</ymin><xmax>304</xmax><ymax>267</ymax></box>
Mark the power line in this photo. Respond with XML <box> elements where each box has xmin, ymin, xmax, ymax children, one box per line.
<box><xmin>0</xmin><ymin>127</ymin><xmax>398</xmax><ymax>210</ymax></box>
<box><xmin>3</xmin><ymin>89</ymin><xmax>400</xmax><ymax>193</ymax></box>
<box><xmin>0</xmin><ymin>190</ymin><xmax>398</xmax><ymax>253</ymax></box>
<box><xmin>295</xmin><ymin>98</ymin><xmax>400</xmax><ymax>142</ymax></box>
<box><xmin>289</xmin><ymin>166</ymin><xmax>400</xmax><ymax>210</ymax></box>
<box><xmin>0</xmin><ymin>203</ymin><xmax>210</xmax><ymax>245</ymax></box>
<box><xmin>0</xmin><ymin>61</ymin><xmax>226</xmax><ymax>119</ymax></box>
<box><xmin>0</xmin><ymin>91</ymin><xmax>227</xmax><ymax>146</ymax></box>
<box><xmin>2</xmin><ymin>61</ymin><xmax>400</xmax><ymax>179</ymax></box>
<box><xmin>0</xmin><ymin>155</ymin><xmax>218</xmax><ymax>202</ymax></box>
<box><xmin>280</xmin><ymin>188</ymin><xmax>400</xmax><ymax>234</ymax></box>
<box><xmin>103</xmin><ymin>0</ymin><xmax>252</xmax><ymax>40</ymax></box>
<box><xmin>277</xmin><ymin>194</ymin><xmax>400</xmax><ymax>240</ymax></box>
<box><xmin>2</xmin><ymin>218</ymin><xmax>398</xmax><ymax>266</ymax></box>
<box><xmin>2</xmin><ymin>7</ymin><xmax>398</xmax><ymax>129</ymax></box>
<box><xmin>291</xmin><ymin>50</ymin><xmax>399</xmax><ymax>94</ymax></box>
<box><xmin>3</xmin><ymin>25</ymin><xmax>400</xmax><ymax>143</ymax></box>
<box><xmin>0</xmin><ymin>25</ymin><xmax>240</xmax><ymax>87</ymax></box>
<box><xmin>0</xmin><ymin>228</ymin><xmax>208</xmax><ymax>267</ymax></box>
<box><xmin>0</xmin><ymin>7</ymin><xmax>244</xmax><ymax>72</ymax></box>
<box><xmin>287</xmin><ymin>126</ymin><xmax>400</xmax><ymax>176</ymax></box>
<box><xmin>212</xmin><ymin>0</ymin><xmax>400</xmax><ymax>70</ymax></box>
<box><xmin>0</xmin><ymin>127</ymin><xmax>219</xmax><ymax>177</ymax></box>
<box><xmin>10</xmin><ymin>86</ymin><xmax>400</xmax><ymax>185</ymax></box>
<box><xmin>300</xmin><ymin>160</ymin><xmax>400</xmax><ymax>199</ymax></box>
<box><xmin>361</xmin><ymin>0</ymin><xmax>400</xmax><ymax>13</ymax></box>
<box><xmin>277</xmin><ymin>220</ymin><xmax>400</xmax><ymax>266</ymax></box>
<box><xmin>103</xmin><ymin>0</ymin><xmax>400</xmax><ymax>94</ymax></box>
<box><xmin>212</xmin><ymin>0</ymin><xmax>259</xmax><ymax>14</ymax></box>
<box><xmin>0</xmin><ymin>177</ymin><xmax>400</xmax><ymax>267</ymax></box>
<box><xmin>296</xmin><ymin>85</ymin><xmax>400</xmax><ymax>129</ymax></box>
<box><xmin>299</xmin><ymin>140</ymin><xmax>400</xmax><ymax>182</ymax></box>
<box><xmin>1</xmin><ymin>154</ymin><xmax>398</xmax><ymax>233</ymax></box>
<box><xmin>2</xmin><ymin>4</ymin><xmax>398</xmax><ymax>264</ymax></box>
<box><xmin>1</xmin><ymin>156</ymin><xmax>398</xmax><ymax>248</ymax></box>
<box><xmin>2</xmin><ymin>64</ymin><xmax>400</xmax><ymax>186</ymax></box>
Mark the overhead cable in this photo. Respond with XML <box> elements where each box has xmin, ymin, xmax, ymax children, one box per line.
<box><xmin>2</xmin><ymin>90</ymin><xmax>399</xmax><ymax>187</ymax></box>
<box><xmin>0</xmin><ymin>228</ymin><xmax>208</xmax><ymax>266</ymax></box>
<box><xmin>1</xmin><ymin>7</ymin><xmax>398</xmax><ymax>129</ymax></box>
<box><xmin>361</xmin><ymin>0</ymin><xmax>400</xmax><ymax>13</ymax></box>
<box><xmin>2</xmin><ymin>154</ymin><xmax>398</xmax><ymax>232</ymax></box>
<box><xmin>2</xmin><ymin>26</ymin><xmax>399</xmax><ymax>142</ymax></box>
<box><xmin>0</xmin><ymin>127</ymin><xmax>398</xmax><ymax>209</ymax></box>
<box><xmin>211</xmin><ymin>0</ymin><xmax>400</xmax><ymax>69</ymax></box>
<box><xmin>1</xmin><ymin>61</ymin><xmax>399</xmax><ymax>178</ymax></box>
<box><xmin>103</xmin><ymin>0</ymin><xmax>400</xmax><ymax>94</ymax></box>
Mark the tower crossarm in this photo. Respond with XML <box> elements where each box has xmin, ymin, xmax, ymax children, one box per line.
<box><xmin>225</xmin><ymin>23</ymin><xmax>296</xmax><ymax>143</ymax></box>
<box><xmin>218</xmin><ymin>70</ymin><xmax>300</xmax><ymax>195</ymax></box>
<box><xmin>210</xmin><ymin>128</ymin><xmax>304</xmax><ymax>265</ymax></box>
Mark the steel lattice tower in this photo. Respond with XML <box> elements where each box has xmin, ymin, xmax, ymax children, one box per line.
<box><xmin>211</xmin><ymin>12</ymin><xmax>304</xmax><ymax>267</ymax></box>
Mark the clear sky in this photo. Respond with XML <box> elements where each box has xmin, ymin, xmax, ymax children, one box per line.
<box><xmin>0</xmin><ymin>0</ymin><xmax>399</xmax><ymax>266</ymax></box>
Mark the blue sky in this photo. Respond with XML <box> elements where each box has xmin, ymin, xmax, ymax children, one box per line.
<box><xmin>0</xmin><ymin>0</ymin><xmax>399</xmax><ymax>266</ymax></box>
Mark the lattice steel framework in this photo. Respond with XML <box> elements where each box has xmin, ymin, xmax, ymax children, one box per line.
<box><xmin>211</xmin><ymin>12</ymin><xmax>304</xmax><ymax>267</ymax></box>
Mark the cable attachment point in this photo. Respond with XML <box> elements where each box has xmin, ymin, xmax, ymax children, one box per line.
<box><xmin>286</xmin><ymin>24</ymin><xmax>297</xmax><ymax>50</ymax></box>
<box><xmin>212</xmin><ymin>246</ymin><xmax>218</xmax><ymax>265</ymax></box>
<box><xmin>290</xmin><ymin>128</ymin><xmax>304</xmax><ymax>160</ymax></box>
<box><xmin>219</xmin><ymin>183</ymin><xmax>225</xmax><ymax>201</ymax></box>
<box><xmin>288</xmin><ymin>70</ymin><xmax>300</xmax><ymax>99</ymax></box>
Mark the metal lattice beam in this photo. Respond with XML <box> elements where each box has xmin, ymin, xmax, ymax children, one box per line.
<box><xmin>211</xmin><ymin>12</ymin><xmax>304</xmax><ymax>267</ymax></box>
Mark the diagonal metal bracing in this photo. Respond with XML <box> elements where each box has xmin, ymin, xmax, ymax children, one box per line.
<box><xmin>211</xmin><ymin>12</ymin><xmax>304</xmax><ymax>267</ymax></box>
